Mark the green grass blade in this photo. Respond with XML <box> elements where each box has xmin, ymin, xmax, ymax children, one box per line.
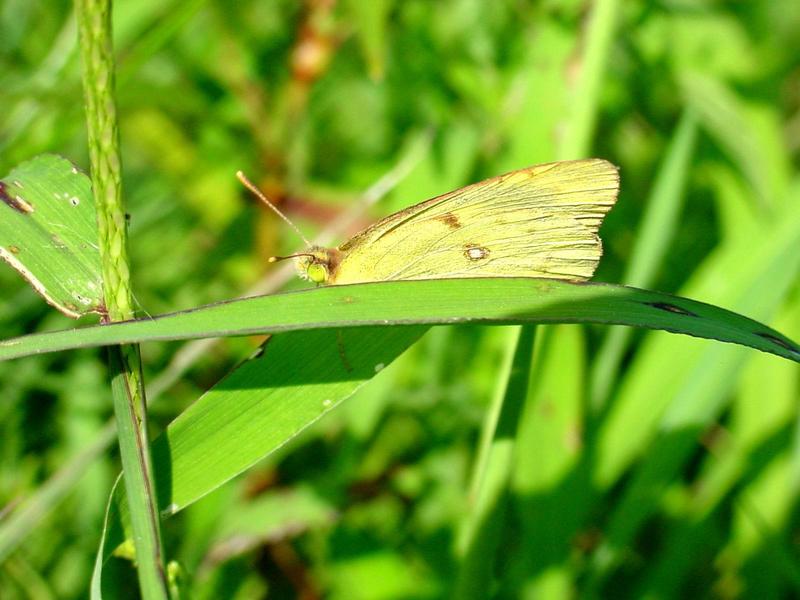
<box><xmin>681</xmin><ymin>73</ymin><xmax>791</xmax><ymax>209</ymax></box>
<box><xmin>91</xmin><ymin>476</ymin><xmax>124</xmax><ymax>599</ymax></box>
<box><xmin>510</xmin><ymin>325</ymin><xmax>587</xmax><ymax>597</ymax></box>
<box><xmin>87</xmin><ymin>326</ymin><xmax>427</xmax><ymax>565</ymax></box>
<box><xmin>343</xmin><ymin>0</ymin><xmax>392</xmax><ymax>80</ymax></box>
<box><xmin>0</xmin><ymin>423</ymin><xmax>116</xmax><ymax>563</ymax></box>
<box><xmin>589</xmin><ymin>110</ymin><xmax>698</xmax><ymax>409</ymax></box>
<box><xmin>585</xmin><ymin>184</ymin><xmax>800</xmax><ymax>587</ymax></box>
<box><xmin>77</xmin><ymin>0</ymin><xmax>167</xmax><ymax>595</ymax></box>
<box><xmin>454</xmin><ymin>326</ymin><xmax>535</xmax><ymax>599</ymax></box>
<box><xmin>1</xmin><ymin>278</ymin><xmax>798</xmax><ymax>363</ymax></box>
<box><xmin>595</xmin><ymin>186</ymin><xmax>800</xmax><ymax>488</ymax></box>
<box><xmin>692</xmin><ymin>305</ymin><xmax>799</xmax><ymax>517</ymax></box>
<box><xmin>702</xmin><ymin>305</ymin><xmax>800</xmax><ymax>593</ymax></box>
<box><xmin>557</xmin><ymin>0</ymin><xmax>620</xmax><ymax>160</ymax></box>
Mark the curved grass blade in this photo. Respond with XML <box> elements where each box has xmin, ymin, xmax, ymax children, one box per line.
<box><xmin>1</xmin><ymin>278</ymin><xmax>798</xmax><ymax>363</ymax></box>
<box><xmin>87</xmin><ymin>277</ymin><xmax>800</xmax><ymax>564</ymax></box>
<box><xmin>0</xmin><ymin>154</ymin><xmax>103</xmax><ymax>317</ymax></box>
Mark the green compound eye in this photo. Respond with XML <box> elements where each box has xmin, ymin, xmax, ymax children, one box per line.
<box><xmin>306</xmin><ymin>263</ymin><xmax>328</xmax><ymax>284</ymax></box>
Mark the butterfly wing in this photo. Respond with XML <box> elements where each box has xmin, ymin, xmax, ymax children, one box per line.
<box><xmin>328</xmin><ymin>158</ymin><xmax>619</xmax><ymax>284</ymax></box>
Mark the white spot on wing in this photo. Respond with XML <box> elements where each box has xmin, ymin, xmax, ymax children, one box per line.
<box><xmin>464</xmin><ymin>245</ymin><xmax>489</xmax><ymax>261</ymax></box>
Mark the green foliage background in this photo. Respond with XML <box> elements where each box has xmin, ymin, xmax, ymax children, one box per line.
<box><xmin>1</xmin><ymin>0</ymin><xmax>800</xmax><ymax>597</ymax></box>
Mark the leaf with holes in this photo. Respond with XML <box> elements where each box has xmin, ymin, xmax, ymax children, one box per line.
<box><xmin>0</xmin><ymin>154</ymin><xmax>103</xmax><ymax>317</ymax></box>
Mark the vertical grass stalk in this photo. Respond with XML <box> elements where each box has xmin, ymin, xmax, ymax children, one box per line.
<box><xmin>456</xmin><ymin>1</ymin><xmax>620</xmax><ymax>594</ymax></box>
<box><xmin>75</xmin><ymin>0</ymin><xmax>168</xmax><ymax>597</ymax></box>
<box><xmin>558</xmin><ymin>0</ymin><xmax>620</xmax><ymax>160</ymax></box>
<box><xmin>454</xmin><ymin>326</ymin><xmax>536</xmax><ymax>599</ymax></box>
<box><xmin>589</xmin><ymin>111</ymin><xmax>697</xmax><ymax>410</ymax></box>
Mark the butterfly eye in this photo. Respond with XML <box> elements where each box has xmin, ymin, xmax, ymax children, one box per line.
<box><xmin>307</xmin><ymin>263</ymin><xmax>328</xmax><ymax>284</ymax></box>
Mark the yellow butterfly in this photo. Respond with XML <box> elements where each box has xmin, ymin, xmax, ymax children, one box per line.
<box><xmin>238</xmin><ymin>159</ymin><xmax>619</xmax><ymax>285</ymax></box>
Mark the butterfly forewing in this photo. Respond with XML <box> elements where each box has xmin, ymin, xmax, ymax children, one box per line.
<box><xmin>329</xmin><ymin>158</ymin><xmax>619</xmax><ymax>284</ymax></box>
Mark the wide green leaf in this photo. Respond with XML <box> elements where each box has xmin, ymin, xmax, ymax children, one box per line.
<box><xmin>89</xmin><ymin>325</ymin><xmax>428</xmax><ymax>570</ymax></box>
<box><xmin>0</xmin><ymin>154</ymin><xmax>103</xmax><ymax>317</ymax></box>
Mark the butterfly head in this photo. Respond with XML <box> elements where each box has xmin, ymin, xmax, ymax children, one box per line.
<box><xmin>236</xmin><ymin>171</ymin><xmax>345</xmax><ymax>285</ymax></box>
<box><xmin>288</xmin><ymin>246</ymin><xmax>342</xmax><ymax>285</ymax></box>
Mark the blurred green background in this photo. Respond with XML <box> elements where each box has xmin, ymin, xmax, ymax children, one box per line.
<box><xmin>2</xmin><ymin>0</ymin><xmax>800</xmax><ymax>597</ymax></box>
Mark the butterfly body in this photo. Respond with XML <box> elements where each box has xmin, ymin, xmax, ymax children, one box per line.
<box><xmin>293</xmin><ymin>158</ymin><xmax>619</xmax><ymax>285</ymax></box>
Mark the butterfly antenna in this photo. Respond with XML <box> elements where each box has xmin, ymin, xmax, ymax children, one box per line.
<box><xmin>236</xmin><ymin>171</ymin><xmax>312</xmax><ymax>247</ymax></box>
<box><xmin>268</xmin><ymin>252</ymin><xmax>316</xmax><ymax>264</ymax></box>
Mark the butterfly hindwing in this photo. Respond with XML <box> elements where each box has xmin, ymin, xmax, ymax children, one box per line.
<box><xmin>329</xmin><ymin>159</ymin><xmax>619</xmax><ymax>284</ymax></box>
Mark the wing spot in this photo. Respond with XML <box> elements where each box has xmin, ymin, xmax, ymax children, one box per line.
<box><xmin>437</xmin><ymin>213</ymin><xmax>461</xmax><ymax>229</ymax></box>
<box><xmin>464</xmin><ymin>245</ymin><xmax>490</xmax><ymax>261</ymax></box>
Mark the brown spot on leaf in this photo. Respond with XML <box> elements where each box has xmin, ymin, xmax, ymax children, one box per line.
<box><xmin>0</xmin><ymin>182</ymin><xmax>34</xmax><ymax>214</ymax></box>
<box><xmin>437</xmin><ymin>213</ymin><xmax>461</xmax><ymax>229</ymax></box>
<box><xmin>756</xmin><ymin>332</ymin><xmax>799</xmax><ymax>354</ymax></box>
<box><xmin>8</xmin><ymin>245</ymin><xmax>20</xmax><ymax>254</ymax></box>
<box><xmin>644</xmin><ymin>301</ymin><xmax>698</xmax><ymax>317</ymax></box>
<box><xmin>337</xmin><ymin>331</ymin><xmax>353</xmax><ymax>372</ymax></box>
